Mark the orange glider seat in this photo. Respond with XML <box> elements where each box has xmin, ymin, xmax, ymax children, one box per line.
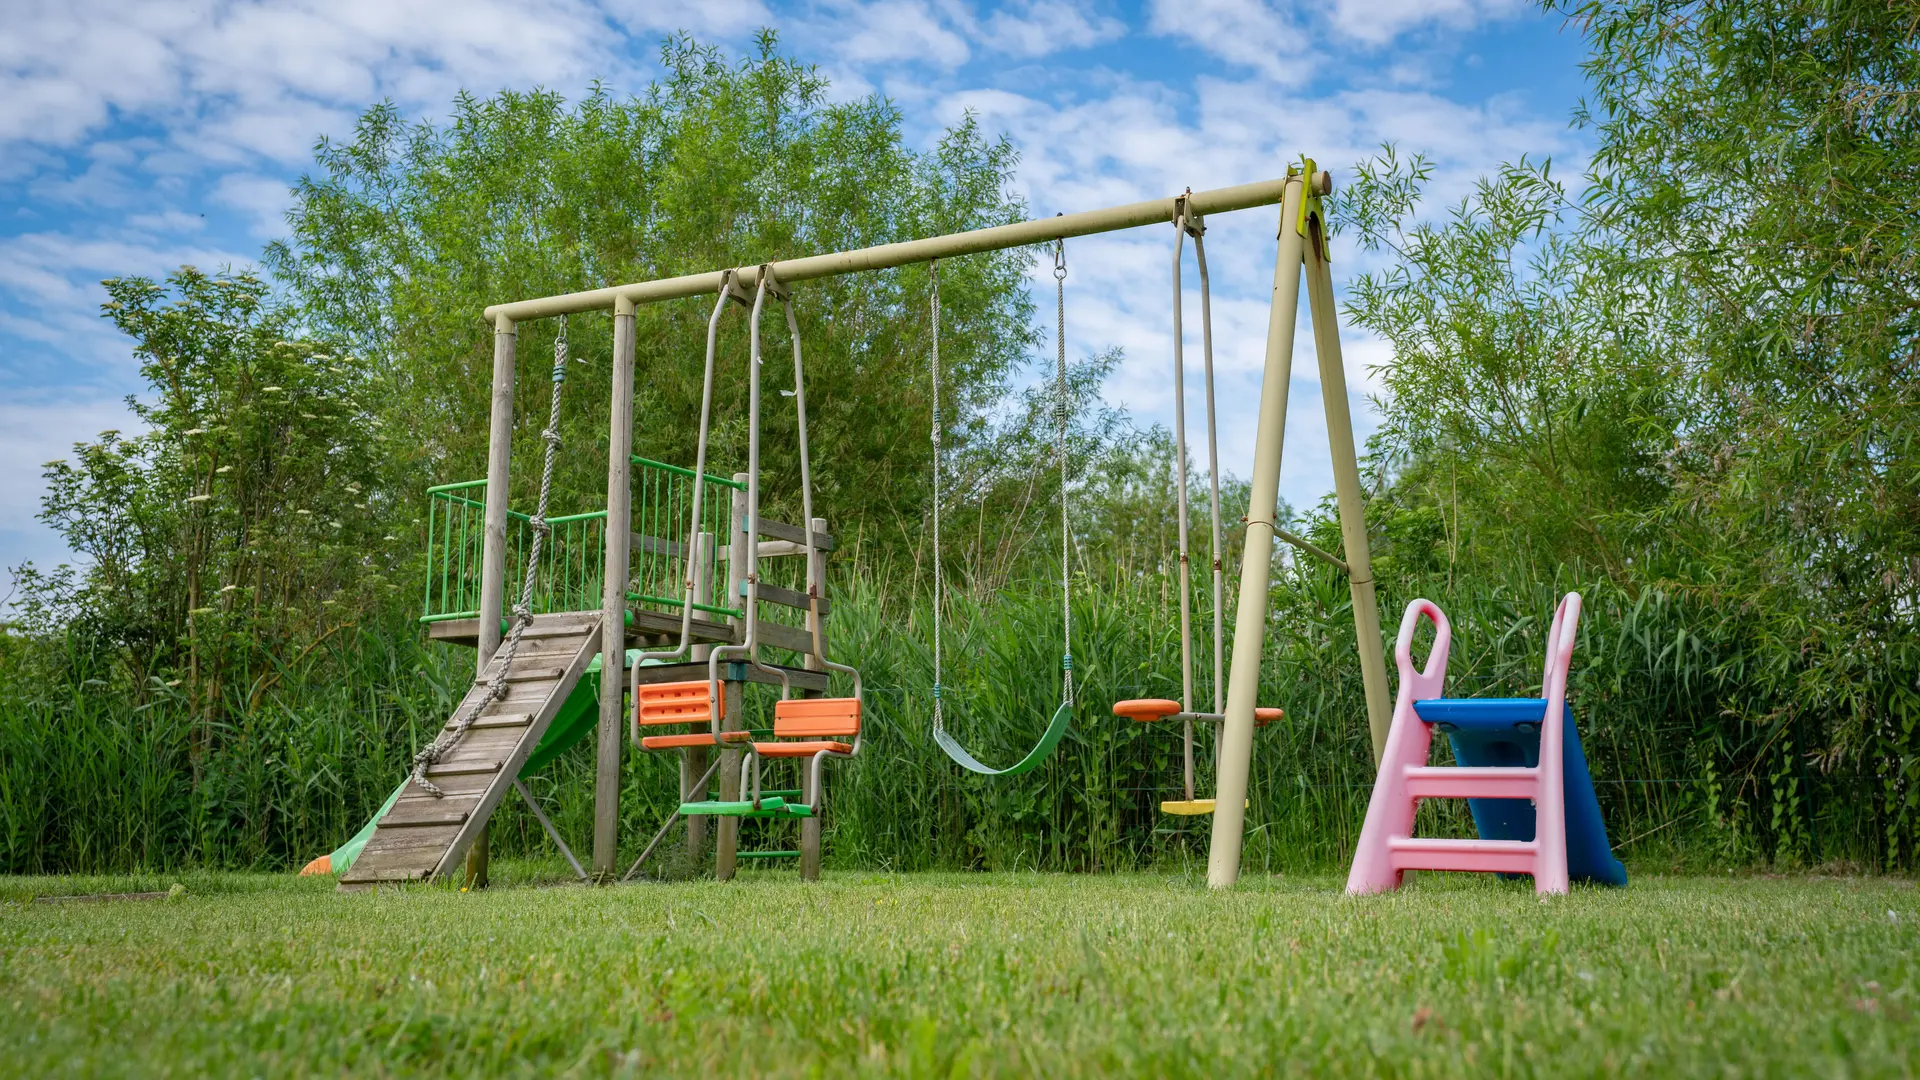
<box><xmin>639</xmin><ymin>730</ymin><xmax>751</xmax><ymax>751</ymax></box>
<box><xmin>636</xmin><ymin>680</ymin><xmax>723</xmax><ymax>727</ymax></box>
<box><xmin>750</xmin><ymin>739</ymin><xmax>854</xmax><ymax>757</ymax></box>
<box><xmin>750</xmin><ymin>697</ymin><xmax>860</xmax><ymax>757</ymax></box>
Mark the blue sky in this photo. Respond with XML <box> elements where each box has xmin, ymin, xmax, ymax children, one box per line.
<box><xmin>0</xmin><ymin>0</ymin><xmax>1593</xmax><ymax>587</ymax></box>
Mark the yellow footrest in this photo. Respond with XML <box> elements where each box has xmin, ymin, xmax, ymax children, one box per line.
<box><xmin>1159</xmin><ymin>799</ymin><xmax>1250</xmax><ymax>816</ymax></box>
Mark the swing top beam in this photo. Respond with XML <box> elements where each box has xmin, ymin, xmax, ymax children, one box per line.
<box><xmin>481</xmin><ymin>177</ymin><xmax>1297</xmax><ymax>326</ymax></box>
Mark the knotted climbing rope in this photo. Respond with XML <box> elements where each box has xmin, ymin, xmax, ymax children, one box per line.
<box><xmin>409</xmin><ymin>317</ymin><xmax>571</xmax><ymax>796</ymax></box>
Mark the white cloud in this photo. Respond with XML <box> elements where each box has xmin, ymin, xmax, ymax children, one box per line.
<box><xmin>979</xmin><ymin>1</ymin><xmax>1126</xmax><ymax>57</ymax></box>
<box><xmin>1327</xmin><ymin>0</ymin><xmax>1527</xmax><ymax>47</ymax></box>
<box><xmin>822</xmin><ymin>0</ymin><xmax>972</xmax><ymax>67</ymax></box>
<box><xmin>1148</xmin><ymin>0</ymin><xmax>1313</xmax><ymax>85</ymax></box>
<box><xmin>607</xmin><ymin>0</ymin><xmax>773</xmax><ymax>37</ymax></box>
<box><xmin>214</xmin><ymin>174</ymin><xmax>297</xmax><ymax>239</ymax></box>
<box><xmin>0</xmin><ymin>0</ymin><xmax>628</xmax><ymax>170</ymax></box>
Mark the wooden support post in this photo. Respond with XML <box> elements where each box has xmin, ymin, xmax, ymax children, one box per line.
<box><xmin>464</xmin><ymin>826</ymin><xmax>490</xmax><ymax>890</ymax></box>
<box><xmin>804</xmin><ymin>516</ymin><xmax>828</xmax><ymax>679</ymax></box>
<box><xmin>468</xmin><ymin>314</ymin><xmax>517</xmax><ymax>891</ymax></box>
<box><xmin>800</xmin><ymin>761</ymin><xmax>822</xmax><ymax>881</ymax></box>
<box><xmin>596</xmin><ymin>299</ymin><xmax>635</xmax><ymax>880</ymax></box>
<box><xmin>715</xmin><ymin>475</ymin><xmax>750</xmax><ymax>880</ymax></box>
<box><xmin>1206</xmin><ymin>173</ymin><xmax>1306</xmax><ymax>890</ymax></box>
<box><xmin>1304</xmin><ymin>219</ymin><xmax>1391</xmax><ymax>764</ymax></box>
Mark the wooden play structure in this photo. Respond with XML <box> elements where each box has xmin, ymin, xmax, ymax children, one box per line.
<box><xmin>328</xmin><ymin>160</ymin><xmax>1395</xmax><ymax>891</ymax></box>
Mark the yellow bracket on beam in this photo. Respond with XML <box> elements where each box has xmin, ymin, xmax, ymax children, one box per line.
<box><xmin>1292</xmin><ymin>155</ymin><xmax>1325</xmax><ymax>240</ymax></box>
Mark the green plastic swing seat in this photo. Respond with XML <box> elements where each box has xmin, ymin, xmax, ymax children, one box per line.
<box><xmin>933</xmin><ymin>701</ymin><xmax>1074</xmax><ymax>777</ymax></box>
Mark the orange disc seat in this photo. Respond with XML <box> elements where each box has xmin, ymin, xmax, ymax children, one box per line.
<box><xmin>1113</xmin><ymin>698</ymin><xmax>1181</xmax><ymax>721</ymax></box>
<box><xmin>1112</xmin><ymin>699</ymin><xmax>1284</xmax><ymax>725</ymax></box>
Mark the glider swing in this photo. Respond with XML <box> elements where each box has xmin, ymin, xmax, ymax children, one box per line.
<box><xmin>925</xmin><ymin>244</ymin><xmax>1075</xmax><ymax>777</ymax></box>
<box><xmin>1111</xmin><ymin>194</ymin><xmax>1285</xmax><ymax>815</ymax></box>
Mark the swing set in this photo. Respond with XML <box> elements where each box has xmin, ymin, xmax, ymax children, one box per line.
<box><xmin>322</xmin><ymin>159</ymin><xmax>1391</xmax><ymax>892</ymax></box>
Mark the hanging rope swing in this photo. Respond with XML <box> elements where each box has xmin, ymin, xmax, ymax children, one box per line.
<box><xmin>928</xmin><ymin>246</ymin><xmax>1076</xmax><ymax>777</ymax></box>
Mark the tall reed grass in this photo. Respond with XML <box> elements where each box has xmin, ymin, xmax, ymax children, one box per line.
<box><xmin>0</xmin><ymin>558</ymin><xmax>1904</xmax><ymax>874</ymax></box>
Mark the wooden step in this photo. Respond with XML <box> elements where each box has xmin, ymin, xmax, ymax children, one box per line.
<box><xmin>443</xmin><ymin>712</ymin><xmax>532</xmax><ymax>732</ymax></box>
<box><xmin>425</xmin><ymin>760</ymin><xmax>505</xmax><ymax>777</ymax></box>
<box><xmin>339</xmin><ymin>614</ymin><xmax>602</xmax><ymax>889</ymax></box>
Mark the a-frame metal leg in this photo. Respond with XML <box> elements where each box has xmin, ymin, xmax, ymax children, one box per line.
<box><xmin>1303</xmin><ymin>220</ymin><xmax>1392</xmax><ymax>764</ymax></box>
<box><xmin>1206</xmin><ymin>173</ymin><xmax>1307</xmax><ymax>890</ymax></box>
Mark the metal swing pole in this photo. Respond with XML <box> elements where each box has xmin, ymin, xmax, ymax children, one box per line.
<box><xmin>1170</xmin><ymin>200</ymin><xmax>1197</xmax><ymax>804</ymax></box>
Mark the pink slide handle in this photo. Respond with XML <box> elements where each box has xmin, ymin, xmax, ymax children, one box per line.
<box><xmin>1540</xmin><ymin>592</ymin><xmax>1582</xmax><ymax>702</ymax></box>
<box><xmin>1394</xmin><ymin>598</ymin><xmax>1452</xmax><ymax>704</ymax></box>
<box><xmin>1531</xmin><ymin>591</ymin><xmax>1582</xmax><ymax>895</ymax></box>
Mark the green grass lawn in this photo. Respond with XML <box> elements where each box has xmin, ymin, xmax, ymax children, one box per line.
<box><xmin>2</xmin><ymin>867</ymin><xmax>1915</xmax><ymax>1077</ymax></box>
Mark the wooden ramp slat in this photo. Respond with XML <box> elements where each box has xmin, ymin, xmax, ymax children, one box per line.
<box><xmin>339</xmin><ymin>612</ymin><xmax>602</xmax><ymax>891</ymax></box>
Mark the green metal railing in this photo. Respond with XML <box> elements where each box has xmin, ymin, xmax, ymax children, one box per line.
<box><xmin>422</xmin><ymin>457</ymin><xmax>746</xmax><ymax>625</ymax></box>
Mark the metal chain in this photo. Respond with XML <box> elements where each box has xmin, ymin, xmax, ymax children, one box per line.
<box><xmin>409</xmin><ymin>316</ymin><xmax>570</xmax><ymax>796</ymax></box>
<box><xmin>929</xmin><ymin>261</ymin><xmax>945</xmax><ymax>736</ymax></box>
<box><xmin>1055</xmin><ymin>240</ymin><xmax>1074</xmax><ymax>707</ymax></box>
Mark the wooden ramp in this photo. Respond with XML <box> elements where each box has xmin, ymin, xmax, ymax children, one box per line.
<box><xmin>340</xmin><ymin>612</ymin><xmax>603</xmax><ymax>890</ymax></box>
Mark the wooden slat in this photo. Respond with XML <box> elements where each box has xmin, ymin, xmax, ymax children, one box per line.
<box><xmin>753</xmin><ymin>518</ymin><xmax>835</xmax><ymax>551</ymax></box>
<box><xmin>425</xmin><ymin>760</ymin><xmax>504</xmax><ymax>777</ymax></box>
<box><xmin>629</xmin><ymin>607</ymin><xmax>735</xmax><ymax>644</ymax></box>
<box><xmin>630</xmin><ymin>661</ymin><xmax>829</xmax><ymax>694</ymax></box>
<box><xmin>745</xmin><ymin>581</ymin><xmax>831</xmax><ymax>615</ymax></box>
<box><xmin>631</xmin><ymin>533</ymin><xmax>687</xmax><ymax>558</ymax></box>
<box><xmin>381</xmin><ymin>798</ymin><xmax>479</xmax><ymax>828</ymax></box>
<box><xmin>448</xmin><ymin>712</ymin><xmax>533</xmax><ymax>731</ymax></box>
<box><xmin>439</xmin><ymin>729</ymin><xmax>537</xmax><ymax>761</ymax></box>
<box><xmin>424</xmin><ymin>613</ymin><xmax>598</xmax><ymax>647</ymax></box>
<box><xmin>753</xmin><ymin>618</ymin><xmax>818</xmax><ymax>657</ymax></box>
<box><xmin>348</xmin><ymin>826</ymin><xmax>464</xmax><ymax>859</ymax></box>
<box><xmin>394</xmin><ymin>771</ymin><xmax>498</xmax><ymax>797</ymax></box>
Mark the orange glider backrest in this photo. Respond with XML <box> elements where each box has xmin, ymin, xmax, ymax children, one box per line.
<box><xmin>772</xmin><ymin>697</ymin><xmax>861</xmax><ymax>739</ymax></box>
<box><xmin>636</xmin><ymin>681</ymin><xmax>722</xmax><ymax>726</ymax></box>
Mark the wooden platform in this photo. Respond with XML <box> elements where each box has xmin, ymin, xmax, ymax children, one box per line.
<box><xmin>632</xmin><ymin>660</ymin><xmax>829</xmax><ymax>694</ymax></box>
<box><xmin>340</xmin><ymin>613</ymin><xmax>602</xmax><ymax>889</ymax></box>
<box><xmin>426</xmin><ymin>608</ymin><xmax>734</xmax><ymax>649</ymax></box>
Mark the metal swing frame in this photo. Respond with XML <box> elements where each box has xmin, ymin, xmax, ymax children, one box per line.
<box><xmin>471</xmin><ymin>163</ymin><xmax>1390</xmax><ymax>889</ymax></box>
